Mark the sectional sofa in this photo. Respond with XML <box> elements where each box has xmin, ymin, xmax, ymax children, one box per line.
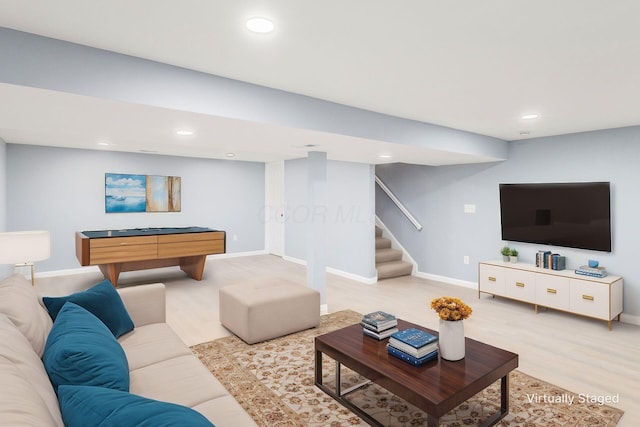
<box><xmin>0</xmin><ymin>274</ymin><xmax>256</xmax><ymax>426</ymax></box>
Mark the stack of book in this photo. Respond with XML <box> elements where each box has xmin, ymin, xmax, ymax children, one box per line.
<box><xmin>575</xmin><ymin>265</ymin><xmax>608</xmax><ymax>278</ymax></box>
<box><xmin>361</xmin><ymin>311</ymin><xmax>398</xmax><ymax>340</ymax></box>
<box><xmin>536</xmin><ymin>250</ymin><xmax>566</xmax><ymax>270</ymax></box>
<box><xmin>387</xmin><ymin>328</ymin><xmax>439</xmax><ymax>367</ymax></box>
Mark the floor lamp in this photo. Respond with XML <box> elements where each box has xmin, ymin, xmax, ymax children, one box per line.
<box><xmin>0</xmin><ymin>231</ymin><xmax>51</xmax><ymax>286</ymax></box>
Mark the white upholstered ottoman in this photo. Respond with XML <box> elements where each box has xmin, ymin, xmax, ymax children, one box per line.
<box><xmin>219</xmin><ymin>277</ymin><xmax>321</xmax><ymax>344</ymax></box>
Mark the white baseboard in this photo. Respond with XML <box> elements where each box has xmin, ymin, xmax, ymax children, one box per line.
<box><xmin>282</xmin><ymin>255</ymin><xmax>377</xmax><ymax>285</ymax></box>
<box><xmin>206</xmin><ymin>250</ymin><xmax>268</xmax><ymax>260</ymax></box>
<box><xmin>414</xmin><ymin>270</ymin><xmax>478</xmax><ymax>289</ymax></box>
<box><xmin>320</xmin><ymin>304</ymin><xmax>329</xmax><ymax>315</ymax></box>
<box><xmin>620</xmin><ymin>313</ymin><xmax>640</xmax><ymax>326</ymax></box>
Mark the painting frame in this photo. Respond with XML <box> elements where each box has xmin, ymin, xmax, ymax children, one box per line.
<box><xmin>105</xmin><ymin>173</ymin><xmax>181</xmax><ymax>213</ymax></box>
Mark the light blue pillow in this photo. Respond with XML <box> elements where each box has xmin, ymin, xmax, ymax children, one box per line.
<box><xmin>43</xmin><ymin>302</ymin><xmax>129</xmax><ymax>392</ymax></box>
<box><xmin>58</xmin><ymin>385</ymin><xmax>215</xmax><ymax>427</ymax></box>
<box><xmin>43</xmin><ymin>279</ymin><xmax>134</xmax><ymax>337</ymax></box>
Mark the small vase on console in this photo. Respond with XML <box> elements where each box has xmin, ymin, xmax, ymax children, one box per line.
<box><xmin>438</xmin><ymin>319</ymin><xmax>465</xmax><ymax>361</ymax></box>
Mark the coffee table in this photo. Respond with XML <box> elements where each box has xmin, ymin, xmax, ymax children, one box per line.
<box><xmin>315</xmin><ymin>319</ymin><xmax>518</xmax><ymax>427</ymax></box>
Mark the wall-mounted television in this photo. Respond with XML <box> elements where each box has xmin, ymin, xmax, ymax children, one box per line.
<box><xmin>499</xmin><ymin>182</ymin><xmax>611</xmax><ymax>252</ymax></box>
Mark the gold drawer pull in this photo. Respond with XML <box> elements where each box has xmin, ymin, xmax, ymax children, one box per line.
<box><xmin>516</xmin><ymin>282</ymin><xmax>525</xmax><ymax>288</ymax></box>
<box><xmin>547</xmin><ymin>288</ymin><xmax>557</xmax><ymax>294</ymax></box>
<box><xmin>488</xmin><ymin>276</ymin><xmax>496</xmax><ymax>282</ymax></box>
<box><xmin>582</xmin><ymin>294</ymin><xmax>594</xmax><ymax>301</ymax></box>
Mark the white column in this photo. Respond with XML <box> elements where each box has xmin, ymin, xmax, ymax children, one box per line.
<box><xmin>306</xmin><ymin>151</ymin><xmax>327</xmax><ymax>305</ymax></box>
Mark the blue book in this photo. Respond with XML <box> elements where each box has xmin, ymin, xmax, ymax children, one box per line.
<box><xmin>387</xmin><ymin>344</ymin><xmax>438</xmax><ymax>367</ymax></box>
<box><xmin>390</xmin><ymin>328</ymin><xmax>438</xmax><ymax>349</ymax></box>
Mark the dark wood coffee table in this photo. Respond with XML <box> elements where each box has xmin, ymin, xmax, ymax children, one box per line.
<box><xmin>315</xmin><ymin>319</ymin><xmax>518</xmax><ymax>427</ymax></box>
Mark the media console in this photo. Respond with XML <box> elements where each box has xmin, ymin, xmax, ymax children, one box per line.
<box><xmin>75</xmin><ymin>227</ymin><xmax>225</xmax><ymax>286</ymax></box>
<box><xmin>478</xmin><ymin>261</ymin><xmax>623</xmax><ymax>330</ymax></box>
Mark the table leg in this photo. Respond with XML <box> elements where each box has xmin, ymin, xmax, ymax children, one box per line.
<box><xmin>478</xmin><ymin>374</ymin><xmax>510</xmax><ymax>427</ymax></box>
<box><xmin>99</xmin><ymin>263</ymin><xmax>122</xmax><ymax>287</ymax></box>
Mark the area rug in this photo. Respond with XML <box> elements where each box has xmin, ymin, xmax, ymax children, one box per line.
<box><xmin>191</xmin><ymin>310</ymin><xmax>623</xmax><ymax>426</ymax></box>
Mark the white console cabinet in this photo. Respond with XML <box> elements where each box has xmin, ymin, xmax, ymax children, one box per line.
<box><xmin>478</xmin><ymin>261</ymin><xmax>623</xmax><ymax>330</ymax></box>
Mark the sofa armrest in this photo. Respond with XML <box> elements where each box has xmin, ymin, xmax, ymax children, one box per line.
<box><xmin>117</xmin><ymin>283</ymin><xmax>166</xmax><ymax>327</ymax></box>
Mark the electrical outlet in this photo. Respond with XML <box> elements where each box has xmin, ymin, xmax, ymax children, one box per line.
<box><xmin>464</xmin><ymin>204</ymin><xmax>476</xmax><ymax>213</ymax></box>
<box><xmin>463</xmin><ymin>255</ymin><xmax>470</xmax><ymax>265</ymax></box>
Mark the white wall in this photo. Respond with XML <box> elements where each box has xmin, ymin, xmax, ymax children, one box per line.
<box><xmin>285</xmin><ymin>158</ymin><xmax>376</xmax><ymax>281</ymax></box>
<box><xmin>0</xmin><ymin>138</ymin><xmax>10</xmax><ymax>277</ymax></box>
<box><xmin>5</xmin><ymin>144</ymin><xmax>265</xmax><ymax>273</ymax></box>
<box><xmin>376</xmin><ymin>125</ymin><xmax>640</xmax><ymax>318</ymax></box>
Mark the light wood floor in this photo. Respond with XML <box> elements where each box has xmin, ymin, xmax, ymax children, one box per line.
<box><xmin>37</xmin><ymin>254</ymin><xmax>638</xmax><ymax>426</ymax></box>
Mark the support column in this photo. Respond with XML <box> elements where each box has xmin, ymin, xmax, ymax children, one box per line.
<box><xmin>306</xmin><ymin>151</ymin><xmax>327</xmax><ymax>307</ymax></box>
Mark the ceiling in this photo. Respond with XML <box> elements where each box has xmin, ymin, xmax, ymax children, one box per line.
<box><xmin>1</xmin><ymin>0</ymin><xmax>640</xmax><ymax>164</ymax></box>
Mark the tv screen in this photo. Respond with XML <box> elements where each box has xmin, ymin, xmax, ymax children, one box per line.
<box><xmin>499</xmin><ymin>182</ymin><xmax>611</xmax><ymax>252</ymax></box>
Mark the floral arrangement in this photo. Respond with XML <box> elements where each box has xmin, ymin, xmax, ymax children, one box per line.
<box><xmin>430</xmin><ymin>296</ymin><xmax>472</xmax><ymax>321</ymax></box>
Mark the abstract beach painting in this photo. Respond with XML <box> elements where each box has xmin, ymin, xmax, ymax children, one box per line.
<box><xmin>105</xmin><ymin>173</ymin><xmax>181</xmax><ymax>213</ymax></box>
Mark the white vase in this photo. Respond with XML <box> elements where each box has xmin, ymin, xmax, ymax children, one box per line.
<box><xmin>438</xmin><ymin>319</ymin><xmax>465</xmax><ymax>361</ymax></box>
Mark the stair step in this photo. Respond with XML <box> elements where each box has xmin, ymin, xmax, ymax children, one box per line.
<box><xmin>375</xmin><ymin>226</ymin><xmax>383</xmax><ymax>237</ymax></box>
<box><xmin>377</xmin><ymin>260</ymin><xmax>413</xmax><ymax>280</ymax></box>
<box><xmin>376</xmin><ymin>248</ymin><xmax>403</xmax><ymax>263</ymax></box>
<box><xmin>375</xmin><ymin>237</ymin><xmax>392</xmax><ymax>249</ymax></box>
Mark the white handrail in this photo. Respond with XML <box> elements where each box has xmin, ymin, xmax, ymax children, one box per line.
<box><xmin>375</xmin><ymin>176</ymin><xmax>423</xmax><ymax>231</ymax></box>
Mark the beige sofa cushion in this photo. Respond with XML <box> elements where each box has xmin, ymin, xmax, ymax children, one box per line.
<box><xmin>0</xmin><ymin>313</ymin><xmax>64</xmax><ymax>426</ymax></box>
<box><xmin>118</xmin><ymin>323</ymin><xmax>192</xmax><ymax>371</ymax></box>
<box><xmin>130</xmin><ymin>355</ymin><xmax>229</xmax><ymax>406</ymax></box>
<box><xmin>0</xmin><ymin>274</ymin><xmax>53</xmax><ymax>356</ymax></box>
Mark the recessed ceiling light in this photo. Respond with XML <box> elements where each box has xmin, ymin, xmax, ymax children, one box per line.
<box><xmin>378</xmin><ymin>154</ymin><xmax>391</xmax><ymax>158</ymax></box>
<box><xmin>246</xmin><ymin>17</ymin><xmax>275</xmax><ymax>34</ymax></box>
<box><xmin>97</xmin><ymin>140</ymin><xmax>111</xmax><ymax>146</ymax></box>
<box><xmin>303</xmin><ymin>144</ymin><xmax>317</xmax><ymax>148</ymax></box>
<box><xmin>519</xmin><ymin>131</ymin><xmax>530</xmax><ymax>136</ymax></box>
<box><xmin>226</xmin><ymin>152</ymin><xmax>235</xmax><ymax>158</ymax></box>
<box><xmin>175</xmin><ymin>130</ymin><xmax>194</xmax><ymax>136</ymax></box>
<box><xmin>520</xmin><ymin>114</ymin><xmax>539</xmax><ymax>120</ymax></box>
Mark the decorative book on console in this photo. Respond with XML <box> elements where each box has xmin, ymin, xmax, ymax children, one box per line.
<box><xmin>575</xmin><ymin>265</ymin><xmax>608</xmax><ymax>278</ymax></box>
<box><xmin>536</xmin><ymin>250</ymin><xmax>566</xmax><ymax>270</ymax></box>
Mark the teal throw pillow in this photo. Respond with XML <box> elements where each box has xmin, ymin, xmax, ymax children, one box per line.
<box><xmin>43</xmin><ymin>302</ymin><xmax>129</xmax><ymax>392</ymax></box>
<box><xmin>43</xmin><ymin>279</ymin><xmax>134</xmax><ymax>337</ymax></box>
<box><xmin>58</xmin><ymin>385</ymin><xmax>215</xmax><ymax>427</ymax></box>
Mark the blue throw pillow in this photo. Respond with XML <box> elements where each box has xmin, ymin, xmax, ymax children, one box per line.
<box><xmin>43</xmin><ymin>279</ymin><xmax>134</xmax><ymax>337</ymax></box>
<box><xmin>58</xmin><ymin>385</ymin><xmax>215</xmax><ymax>427</ymax></box>
<box><xmin>43</xmin><ymin>302</ymin><xmax>129</xmax><ymax>392</ymax></box>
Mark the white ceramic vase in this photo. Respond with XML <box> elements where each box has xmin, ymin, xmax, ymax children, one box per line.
<box><xmin>438</xmin><ymin>319</ymin><xmax>465</xmax><ymax>361</ymax></box>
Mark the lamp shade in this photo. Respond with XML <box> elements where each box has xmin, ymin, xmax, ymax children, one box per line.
<box><xmin>0</xmin><ymin>231</ymin><xmax>51</xmax><ymax>264</ymax></box>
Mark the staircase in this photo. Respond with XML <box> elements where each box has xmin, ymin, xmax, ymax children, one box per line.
<box><xmin>375</xmin><ymin>226</ymin><xmax>413</xmax><ymax>280</ymax></box>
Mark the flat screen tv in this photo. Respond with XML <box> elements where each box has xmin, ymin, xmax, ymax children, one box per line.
<box><xmin>499</xmin><ymin>182</ymin><xmax>611</xmax><ymax>252</ymax></box>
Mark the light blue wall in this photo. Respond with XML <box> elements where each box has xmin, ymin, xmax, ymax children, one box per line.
<box><xmin>285</xmin><ymin>158</ymin><xmax>376</xmax><ymax>280</ymax></box>
<box><xmin>0</xmin><ymin>139</ymin><xmax>10</xmax><ymax>277</ymax></box>
<box><xmin>376</xmin><ymin>126</ymin><xmax>640</xmax><ymax>317</ymax></box>
<box><xmin>0</xmin><ymin>27</ymin><xmax>507</xmax><ymax>160</ymax></box>
<box><xmin>5</xmin><ymin>144</ymin><xmax>265</xmax><ymax>274</ymax></box>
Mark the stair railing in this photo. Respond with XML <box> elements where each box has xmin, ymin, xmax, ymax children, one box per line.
<box><xmin>375</xmin><ymin>175</ymin><xmax>423</xmax><ymax>231</ymax></box>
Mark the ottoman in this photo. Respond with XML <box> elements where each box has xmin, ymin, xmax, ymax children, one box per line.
<box><xmin>219</xmin><ymin>277</ymin><xmax>321</xmax><ymax>344</ymax></box>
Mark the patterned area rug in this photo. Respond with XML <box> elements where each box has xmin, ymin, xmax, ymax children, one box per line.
<box><xmin>191</xmin><ymin>310</ymin><xmax>623</xmax><ymax>426</ymax></box>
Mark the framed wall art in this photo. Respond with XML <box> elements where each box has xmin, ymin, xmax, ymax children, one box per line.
<box><xmin>105</xmin><ymin>173</ymin><xmax>181</xmax><ymax>213</ymax></box>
